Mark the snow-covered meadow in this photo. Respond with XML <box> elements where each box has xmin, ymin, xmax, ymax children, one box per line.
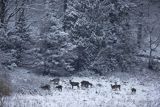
<box><xmin>2</xmin><ymin>68</ymin><xmax>160</xmax><ymax>107</ymax></box>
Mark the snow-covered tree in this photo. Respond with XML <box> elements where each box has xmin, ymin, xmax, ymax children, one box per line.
<box><xmin>31</xmin><ymin>0</ymin><xmax>76</xmax><ymax>76</ymax></box>
<box><xmin>6</xmin><ymin>0</ymin><xmax>32</xmax><ymax>66</ymax></box>
<box><xmin>63</xmin><ymin>0</ymin><xmax>138</xmax><ymax>74</ymax></box>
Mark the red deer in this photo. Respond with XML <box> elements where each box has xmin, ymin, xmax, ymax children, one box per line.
<box><xmin>69</xmin><ymin>80</ymin><xmax>79</xmax><ymax>89</ymax></box>
<box><xmin>40</xmin><ymin>84</ymin><xmax>50</xmax><ymax>90</ymax></box>
<box><xmin>131</xmin><ymin>88</ymin><xmax>136</xmax><ymax>94</ymax></box>
<box><xmin>81</xmin><ymin>81</ymin><xmax>93</xmax><ymax>88</ymax></box>
<box><xmin>55</xmin><ymin>85</ymin><xmax>63</xmax><ymax>91</ymax></box>
<box><xmin>111</xmin><ymin>83</ymin><xmax>121</xmax><ymax>91</ymax></box>
<box><xmin>50</xmin><ymin>78</ymin><xmax>60</xmax><ymax>85</ymax></box>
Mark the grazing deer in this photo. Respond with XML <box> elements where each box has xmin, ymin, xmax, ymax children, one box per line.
<box><xmin>50</xmin><ymin>78</ymin><xmax>60</xmax><ymax>85</ymax></box>
<box><xmin>81</xmin><ymin>81</ymin><xmax>93</xmax><ymax>88</ymax></box>
<box><xmin>55</xmin><ymin>85</ymin><xmax>63</xmax><ymax>91</ymax></box>
<box><xmin>111</xmin><ymin>84</ymin><xmax>121</xmax><ymax>91</ymax></box>
<box><xmin>40</xmin><ymin>84</ymin><xmax>50</xmax><ymax>90</ymax></box>
<box><xmin>131</xmin><ymin>88</ymin><xmax>136</xmax><ymax>94</ymax></box>
<box><xmin>69</xmin><ymin>80</ymin><xmax>79</xmax><ymax>89</ymax></box>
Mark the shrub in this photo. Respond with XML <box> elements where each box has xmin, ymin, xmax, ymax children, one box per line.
<box><xmin>0</xmin><ymin>80</ymin><xmax>11</xmax><ymax>97</ymax></box>
<box><xmin>0</xmin><ymin>79</ymin><xmax>11</xmax><ymax>107</ymax></box>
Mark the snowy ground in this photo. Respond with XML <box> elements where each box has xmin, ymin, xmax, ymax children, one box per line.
<box><xmin>2</xmin><ymin>68</ymin><xmax>160</xmax><ymax>107</ymax></box>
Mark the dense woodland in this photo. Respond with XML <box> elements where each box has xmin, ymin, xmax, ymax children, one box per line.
<box><xmin>0</xmin><ymin>0</ymin><xmax>160</xmax><ymax>76</ymax></box>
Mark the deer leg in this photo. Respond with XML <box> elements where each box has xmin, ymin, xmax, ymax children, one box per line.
<box><xmin>84</xmin><ymin>84</ymin><xmax>87</xmax><ymax>88</ymax></box>
<box><xmin>87</xmin><ymin>84</ymin><xmax>89</xmax><ymax>88</ymax></box>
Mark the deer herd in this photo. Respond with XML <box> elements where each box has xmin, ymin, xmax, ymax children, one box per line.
<box><xmin>40</xmin><ymin>78</ymin><xmax>136</xmax><ymax>94</ymax></box>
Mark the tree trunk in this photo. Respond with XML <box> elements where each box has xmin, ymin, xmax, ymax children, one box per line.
<box><xmin>148</xmin><ymin>49</ymin><xmax>153</xmax><ymax>69</ymax></box>
<box><xmin>63</xmin><ymin>0</ymin><xmax>67</xmax><ymax>32</ymax></box>
<box><xmin>137</xmin><ymin>23</ymin><xmax>142</xmax><ymax>48</ymax></box>
<box><xmin>148</xmin><ymin>33</ymin><xmax>153</xmax><ymax>69</ymax></box>
<box><xmin>0</xmin><ymin>0</ymin><xmax>6</xmax><ymax>28</ymax></box>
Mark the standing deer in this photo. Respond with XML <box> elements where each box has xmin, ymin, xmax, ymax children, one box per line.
<box><xmin>69</xmin><ymin>80</ymin><xmax>79</xmax><ymax>89</ymax></box>
<box><xmin>131</xmin><ymin>88</ymin><xmax>136</xmax><ymax>94</ymax></box>
<box><xmin>55</xmin><ymin>85</ymin><xmax>63</xmax><ymax>91</ymax></box>
<box><xmin>50</xmin><ymin>78</ymin><xmax>60</xmax><ymax>85</ymax></box>
<box><xmin>111</xmin><ymin>82</ymin><xmax>121</xmax><ymax>91</ymax></box>
<box><xmin>81</xmin><ymin>81</ymin><xmax>93</xmax><ymax>88</ymax></box>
